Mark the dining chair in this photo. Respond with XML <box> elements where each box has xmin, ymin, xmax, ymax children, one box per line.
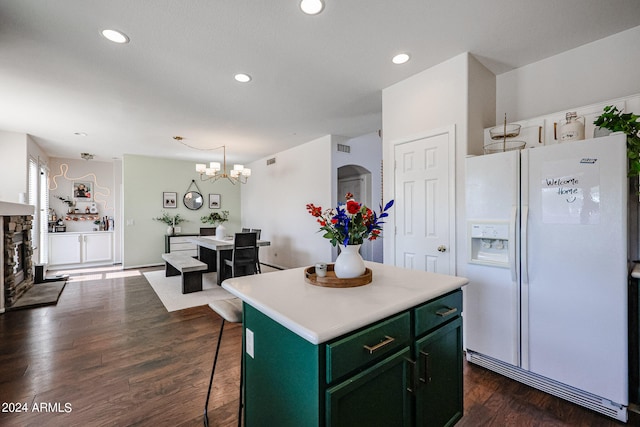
<box><xmin>250</xmin><ymin>229</ymin><xmax>262</xmax><ymax>273</ymax></box>
<box><xmin>224</xmin><ymin>232</ymin><xmax>258</xmax><ymax>277</ymax></box>
<box><xmin>204</xmin><ymin>298</ymin><xmax>243</xmax><ymax>427</ymax></box>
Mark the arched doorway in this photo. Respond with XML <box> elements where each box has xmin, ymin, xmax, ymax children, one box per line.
<box><xmin>337</xmin><ymin>164</ymin><xmax>374</xmax><ymax>261</ymax></box>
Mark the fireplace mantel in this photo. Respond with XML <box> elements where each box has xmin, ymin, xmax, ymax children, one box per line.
<box><xmin>0</xmin><ymin>201</ymin><xmax>34</xmax><ymax>216</ymax></box>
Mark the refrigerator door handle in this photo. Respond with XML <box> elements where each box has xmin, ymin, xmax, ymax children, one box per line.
<box><xmin>521</xmin><ymin>204</ymin><xmax>529</xmax><ymax>285</ymax></box>
<box><xmin>510</xmin><ymin>205</ymin><xmax>518</xmax><ymax>282</ymax></box>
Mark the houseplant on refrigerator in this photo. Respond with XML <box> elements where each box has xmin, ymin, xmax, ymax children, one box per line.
<box><xmin>594</xmin><ymin>105</ymin><xmax>640</xmax><ymax>176</ymax></box>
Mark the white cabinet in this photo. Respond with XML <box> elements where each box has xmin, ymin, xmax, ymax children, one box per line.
<box><xmin>165</xmin><ymin>234</ymin><xmax>198</xmax><ymax>257</ymax></box>
<box><xmin>48</xmin><ymin>233</ymin><xmax>82</xmax><ymax>265</ymax></box>
<box><xmin>543</xmin><ymin>100</ymin><xmax>626</xmax><ymax>145</ymax></box>
<box><xmin>48</xmin><ymin>232</ymin><xmax>113</xmax><ymax>267</ymax></box>
<box><xmin>83</xmin><ymin>233</ymin><xmax>113</xmax><ymax>263</ymax></box>
<box><xmin>484</xmin><ymin>95</ymin><xmax>640</xmax><ymax>152</ymax></box>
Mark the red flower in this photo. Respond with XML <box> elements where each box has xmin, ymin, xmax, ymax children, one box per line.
<box><xmin>346</xmin><ymin>200</ymin><xmax>360</xmax><ymax>214</ymax></box>
<box><xmin>306</xmin><ymin>203</ymin><xmax>322</xmax><ymax>217</ymax></box>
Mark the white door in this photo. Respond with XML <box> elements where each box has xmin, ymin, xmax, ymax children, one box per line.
<box><xmin>393</xmin><ymin>129</ymin><xmax>453</xmax><ymax>274</ymax></box>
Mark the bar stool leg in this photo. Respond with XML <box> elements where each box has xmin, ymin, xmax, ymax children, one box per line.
<box><xmin>204</xmin><ymin>319</ymin><xmax>226</xmax><ymax>427</ymax></box>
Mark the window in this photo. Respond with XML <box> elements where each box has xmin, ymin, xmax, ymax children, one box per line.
<box><xmin>39</xmin><ymin>163</ymin><xmax>49</xmax><ymax>264</ymax></box>
<box><xmin>28</xmin><ymin>157</ymin><xmax>38</xmax><ymax>249</ymax></box>
<box><xmin>28</xmin><ymin>157</ymin><xmax>49</xmax><ymax>264</ymax></box>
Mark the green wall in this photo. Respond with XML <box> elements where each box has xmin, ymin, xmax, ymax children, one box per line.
<box><xmin>122</xmin><ymin>154</ymin><xmax>241</xmax><ymax>268</ymax></box>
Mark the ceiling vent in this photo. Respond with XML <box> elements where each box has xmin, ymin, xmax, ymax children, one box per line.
<box><xmin>266</xmin><ymin>157</ymin><xmax>276</xmax><ymax>166</ymax></box>
<box><xmin>337</xmin><ymin>144</ymin><xmax>351</xmax><ymax>153</ymax></box>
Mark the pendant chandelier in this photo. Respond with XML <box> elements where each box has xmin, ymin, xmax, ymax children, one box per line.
<box><xmin>195</xmin><ymin>145</ymin><xmax>251</xmax><ymax>185</ymax></box>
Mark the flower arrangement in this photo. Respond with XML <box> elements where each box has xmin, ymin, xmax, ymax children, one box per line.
<box><xmin>201</xmin><ymin>211</ymin><xmax>229</xmax><ymax>225</ymax></box>
<box><xmin>153</xmin><ymin>211</ymin><xmax>186</xmax><ymax>226</ymax></box>
<box><xmin>306</xmin><ymin>193</ymin><xmax>394</xmax><ymax>247</ymax></box>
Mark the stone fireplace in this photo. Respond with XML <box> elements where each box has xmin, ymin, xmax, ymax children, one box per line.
<box><xmin>1</xmin><ymin>201</ymin><xmax>35</xmax><ymax>313</ymax></box>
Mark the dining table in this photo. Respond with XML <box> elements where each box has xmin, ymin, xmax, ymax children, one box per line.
<box><xmin>188</xmin><ymin>235</ymin><xmax>271</xmax><ymax>285</ymax></box>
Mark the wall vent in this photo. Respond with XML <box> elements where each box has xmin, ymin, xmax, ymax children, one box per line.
<box><xmin>266</xmin><ymin>157</ymin><xmax>276</xmax><ymax>166</ymax></box>
<box><xmin>337</xmin><ymin>144</ymin><xmax>351</xmax><ymax>153</ymax></box>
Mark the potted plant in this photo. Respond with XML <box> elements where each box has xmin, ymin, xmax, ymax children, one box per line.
<box><xmin>153</xmin><ymin>211</ymin><xmax>186</xmax><ymax>235</ymax></box>
<box><xmin>594</xmin><ymin>105</ymin><xmax>640</xmax><ymax>176</ymax></box>
<box><xmin>201</xmin><ymin>211</ymin><xmax>229</xmax><ymax>239</ymax></box>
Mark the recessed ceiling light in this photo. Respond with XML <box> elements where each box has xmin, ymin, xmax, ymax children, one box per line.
<box><xmin>300</xmin><ymin>0</ymin><xmax>324</xmax><ymax>15</ymax></box>
<box><xmin>392</xmin><ymin>53</ymin><xmax>410</xmax><ymax>65</ymax></box>
<box><xmin>74</xmin><ymin>132</ymin><xmax>87</xmax><ymax>137</ymax></box>
<box><xmin>101</xmin><ymin>29</ymin><xmax>130</xmax><ymax>44</ymax></box>
<box><xmin>234</xmin><ymin>73</ymin><xmax>252</xmax><ymax>83</ymax></box>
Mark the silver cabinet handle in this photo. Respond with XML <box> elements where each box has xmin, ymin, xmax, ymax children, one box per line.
<box><xmin>363</xmin><ymin>335</ymin><xmax>395</xmax><ymax>354</ymax></box>
<box><xmin>435</xmin><ymin>307</ymin><xmax>457</xmax><ymax>317</ymax></box>
<box><xmin>406</xmin><ymin>358</ymin><xmax>418</xmax><ymax>394</ymax></box>
<box><xmin>419</xmin><ymin>350</ymin><xmax>431</xmax><ymax>384</ymax></box>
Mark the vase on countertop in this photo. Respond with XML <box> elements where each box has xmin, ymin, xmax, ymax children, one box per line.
<box><xmin>167</xmin><ymin>226</ymin><xmax>174</xmax><ymax>236</ymax></box>
<box><xmin>216</xmin><ymin>224</ymin><xmax>226</xmax><ymax>239</ymax></box>
<box><xmin>334</xmin><ymin>244</ymin><xmax>365</xmax><ymax>279</ymax></box>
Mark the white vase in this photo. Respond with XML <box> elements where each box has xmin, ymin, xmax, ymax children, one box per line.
<box><xmin>334</xmin><ymin>244</ymin><xmax>365</xmax><ymax>278</ymax></box>
<box><xmin>167</xmin><ymin>226</ymin><xmax>174</xmax><ymax>235</ymax></box>
<box><xmin>216</xmin><ymin>224</ymin><xmax>226</xmax><ymax>239</ymax></box>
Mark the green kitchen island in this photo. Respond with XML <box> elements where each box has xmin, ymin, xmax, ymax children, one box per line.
<box><xmin>222</xmin><ymin>261</ymin><xmax>469</xmax><ymax>427</ymax></box>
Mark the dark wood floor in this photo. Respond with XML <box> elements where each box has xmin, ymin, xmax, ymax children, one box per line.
<box><xmin>0</xmin><ymin>266</ymin><xmax>634</xmax><ymax>426</ymax></box>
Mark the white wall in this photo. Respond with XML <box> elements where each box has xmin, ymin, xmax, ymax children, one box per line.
<box><xmin>497</xmin><ymin>25</ymin><xmax>640</xmax><ymax>122</ymax></box>
<box><xmin>242</xmin><ymin>136</ymin><xmax>333</xmax><ymax>269</ymax></box>
<box><xmin>48</xmin><ymin>157</ymin><xmax>116</xmax><ymax>233</ymax></box>
<box><xmin>0</xmin><ymin>131</ymin><xmax>28</xmax><ymax>202</ymax></box>
<box><xmin>332</xmin><ymin>132</ymin><xmax>384</xmax><ymax>262</ymax></box>
<box><xmin>382</xmin><ymin>52</ymin><xmax>495</xmax><ymax>270</ymax></box>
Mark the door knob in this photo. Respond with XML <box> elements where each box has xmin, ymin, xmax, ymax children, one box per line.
<box><xmin>437</xmin><ymin>245</ymin><xmax>447</xmax><ymax>253</ymax></box>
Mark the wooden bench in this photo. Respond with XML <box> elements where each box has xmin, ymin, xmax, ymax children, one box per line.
<box><xmin>162</xmin><ymin>253</ymin><xmax>207</xmax><ymax>294</ymax></box>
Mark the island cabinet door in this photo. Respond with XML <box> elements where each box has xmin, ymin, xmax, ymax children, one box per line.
<box><xmin>326</xmin><ymin>347</ymin><xmax>412</xmax><ymax>427</ymax></box>
<box><xmin>414</xmin><ymin>317</ymin><xmax>463</xmax><ymax>427</ymax></box>
<box><xmin>243</xmin><ymin>304</ymin><xmax>322</xmax><ymax>427</ymax></box>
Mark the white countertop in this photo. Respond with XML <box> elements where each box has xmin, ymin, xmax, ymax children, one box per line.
<box><xmin>222</xmin><ymin>262</ymin><xmax>468</xmax><ymax>344</ymax></box>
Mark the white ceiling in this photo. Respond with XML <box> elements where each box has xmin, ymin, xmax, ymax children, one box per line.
<box><xmin>0</xmin><ymin>0</ymin><xmax>639</xmax><ymax>165</ymax></box>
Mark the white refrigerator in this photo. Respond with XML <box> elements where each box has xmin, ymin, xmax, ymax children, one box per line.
<box><xmin>464</xmin><ymin>133</ymin><xmax>628</xmax><ymax>421</ymax></box>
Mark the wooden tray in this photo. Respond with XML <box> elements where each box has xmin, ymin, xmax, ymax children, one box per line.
<box><xmin>304</xmin><ymin>264</ymin><xmax>372</xmax><ymax>288</ymax></box>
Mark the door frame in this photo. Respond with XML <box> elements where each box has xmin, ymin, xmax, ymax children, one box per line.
<box><xmin>387</xmin><ymin>125</ymin><xmax>456</xmax><ymax>274</ymax></box>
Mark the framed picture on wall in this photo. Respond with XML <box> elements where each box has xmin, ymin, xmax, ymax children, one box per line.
<box><xmin>73</xmin><ymin>181</ymin><xmax>93</xmax><ymax>201</ymax></box>
<box><xmin>163</xmin><ymin>192</ymin><xmax>177</xmax><ymax>208</ymax></box>
<box><xmin>209</xmin><ymin>194</ymin><xmax>221</xmax><ymax>209</ymax></box>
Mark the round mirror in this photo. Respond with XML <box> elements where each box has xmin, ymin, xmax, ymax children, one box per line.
<box><xmin>183</xmin><ymin>191</ymin><xmax>203</xmax><ymax>210</ymax></box>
